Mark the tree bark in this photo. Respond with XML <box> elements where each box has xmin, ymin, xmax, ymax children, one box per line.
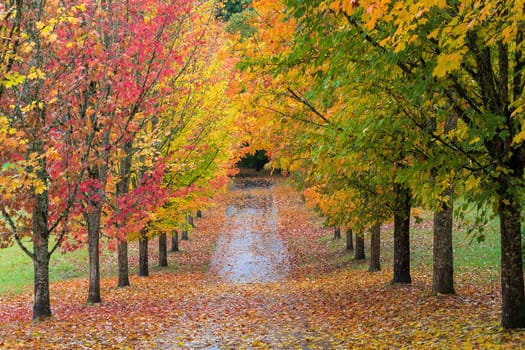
<box><xmin>499</xmin><ymin>189</ymin><xmax>525</xmax><ymax>328</ymax></box>
<box><xmin>355</xmin><ymin>231</ymin><xmax>365</xmax><ymax>260</ymax></box>
<box><xmin>84</xmin><ymin>131</ymin><xmax>110</xmax><ymax>304</ymax></box>
<box><xmin>346</xmin><ymin>228</ymin><xmax>353</xmax><ymax>250</ymax></box>
<box><xmin>432</xmin><ymin>187</ymin><xmax>455</xmax><ymax>294</ymax></box>
<box><xmin>159</xmin><ymin>233</ymin><xmax>168</xmax><ymax>267</ymax></box>
<box><xmin>138</xmin><ymin>230</ymin><xmax>149</xmax><ymax>277</ymax></box>
<box><xmin>392</xmin><ymin>183</ymin><xmax>411</xmax><ymax>284</ymax></box>
<box><xmin>334</xmin><ymin>226</ymin><xmax>341</xmax><ymax>240</ymax></box>
<box><xmin>86</xmin><ymin>208</ymin><xmax>102</xmax><ymax>303</ymax></box>
<box><xmin>32</xmin><ymin>243</ymin><xmax>51</xmax><ymax>319</ymax></box>
<box><xmin>171</xmin><ymin>231</ymin><xmax>179</xmax><ymax>252</ymax></box>
<box><xmin>368</xmin><ymin>224</ymin><xmax>381</xmax><ymax>272</ymax></box>
<box><xmin>117</xmin><ymin>241</ymin><xmax>130</xmax><ymax>287</ymax></box>
<box><xmin>32</xmin><ymin>183</ymin><xmax>51</xmax><ymax>319</ymax></box>
<box><xmin>116</xmin><ymin>140</ymin><xmax>133</xmax><ymax>288</ymax></box>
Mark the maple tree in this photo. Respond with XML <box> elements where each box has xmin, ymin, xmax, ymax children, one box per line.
<box><xmin>328</xmin><ymin>0</ymin><xmax>525</xmax><ymax>329</ymax></box>
<box><xmin>49</xmin><ymin>0</ymin><xmax>199</xmax><ymax>304</ymax></box>
<box><xmin>231</xmin><ymin>0</ymin><xmax>525</xmax><ymax>329</ymax></box>
<box><xmin>0</xmin><ymin>0</ymin><xmax>103</xmax><ymax>319</ymax></box>
<box><xmin>0</xmin><ymin>0</ymin><xmax>240</xmax><ymax>319</ymax></box>
<box><xmin>97</xmin><ymin>0</ymin><xmax>200</xmax><ymax>287</ymax></box>
<box><xmin>78</xmin><ymin>0</ymin><xmax>241</xmax><ymax>293</ymax></box>
<box><xmin>232</xmin><ymin>0</ymin><xmax>418</xmax><ymax>285</ymax></box>
<box><xmin>136</xmin><ymin>6</ymin><xmax>241</xmax><ymax>277</ymax></box>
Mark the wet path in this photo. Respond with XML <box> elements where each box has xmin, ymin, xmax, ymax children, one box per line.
<box><xmin>209</xmin><ymin>175</ymin><xmax>290</xmax><ymax>283</ymax></box>
<box><xmin>147</xmin><ymin>174</ymin><xmax>338</xmax><ymax>349</ymax></box>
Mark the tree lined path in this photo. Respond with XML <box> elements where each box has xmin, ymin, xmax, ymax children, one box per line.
<box><xmin>2</xmin><ymin>0</ymin><xmax>525</xmax><ymax>347</ymax></box>
<box><xmin>1</xmin><ymin>173</ymin><xmax>525</xmax><ymax>348</ymax></box>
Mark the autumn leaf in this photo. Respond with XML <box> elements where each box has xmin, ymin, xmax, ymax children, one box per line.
<box><xmin>1</xmin><ymin>176</ymin><xmax>524</xmax><ymax>348</ymax></box>
<box><xmin>433</xmin><ymin>51</ymin><xmax>464</xmax><ymax>78</ymax></box>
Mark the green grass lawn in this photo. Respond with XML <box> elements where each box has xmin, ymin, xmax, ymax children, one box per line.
<box><xmin>0</xmin><ymin>244</ymin><xmax>90</xmax><ymax>295</ymax></box>
<box><xmin>0</xmin><ymin>242</ymin><xmax>121</xmax><ymax>296</ymax></box>
<box><xmin>409</xmin><ymin>210</ymin><xmax>500</xmax><ymax>265</ymax></box>
<box><xmin>416</xmin><ymin>205</ymin><xmax>501</xmax><ymax>284</ymax></box>
<box><xmin>0</xmin><ymin>244</ymin><xmax>35</xmax><ymax>295</ymax></box>
<box><xmin>0</xmin><ymin>234</ymin><xmax>207</xmax><ymax>296</ymax></box>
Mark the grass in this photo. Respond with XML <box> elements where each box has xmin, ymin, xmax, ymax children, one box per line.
<box><xmin>0</xmin><ymin>244</ymin><xmax>93</xmax><ymax>295</ymax></box>
<box><xmin>0</xmin><ymin>245</ymin><xmax>35</xmax><ymax>295</ymax></box>
<box><xmin>0</xmin><ymin>237</ymin><xmax>135</xmax><ymax>296</ymax></box>
<box><xmin>0</xmin><ymin>200</ymin><xmax>224</xmax><ymax>296</ymax></box>
<box><xmin>0</xmin><ymin>240</ymin><xmax>201</xmax><ymax>296</ymax></box>
<box><xmin>320</xmin><ymin>205</ymin><xmax>502</xmax><ymax>284</ymax></box>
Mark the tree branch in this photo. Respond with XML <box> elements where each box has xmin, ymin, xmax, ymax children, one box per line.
<box><xmin>1</xmin><ymin>207</ymin><xmax>34</xmax><ymax>259</ymax></box>
<box><xmin>286</xmin><ymin>87</ymin><xmax>331</xmax><ymax>125</ymax></box>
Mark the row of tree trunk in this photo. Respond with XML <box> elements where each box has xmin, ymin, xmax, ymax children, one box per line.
<box><xmin>334</xmin><ymin>182</ymin><xmax>454</xmax><ymax>294</ymax></box>
<box><xmin>134</xmin><ymin>214</ymin><xmax>195</xmax><ymax>278</ymax></box>
<box><xmin>137</xmin><ymin>230</ymin><xmax>184</xmax><ymax>277</ymax></box>
<box><xmin>337</xmin><ymin>226</ymin><xmax>378</xmax><ymax>272</ymax></box>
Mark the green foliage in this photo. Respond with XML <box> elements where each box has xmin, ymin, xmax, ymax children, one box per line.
<box><xmin>225</xmin><ymin>10</ymin><xmax>256</xmax><ymax>39</ymax></box>
<box><xmin>237</xmin><ymin>150</ymin><xmax>269</xmax><ymax>170</ymax></box>
<box><xmin>216</xmin><ymin>0</ymin><xmax>252</xmax><ymax>21</ymax></box>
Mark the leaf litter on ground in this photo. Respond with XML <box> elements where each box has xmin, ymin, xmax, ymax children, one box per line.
<box><xmin>0</xmin><ymin>174</ymin><xmax>524</xmax><ymax>349</ymax></box>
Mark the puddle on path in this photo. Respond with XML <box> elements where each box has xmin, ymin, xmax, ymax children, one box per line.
<box><xmin>209</xmin><ymin>176</ymin><xmax>289</xmax><ymax>284</ymax></box>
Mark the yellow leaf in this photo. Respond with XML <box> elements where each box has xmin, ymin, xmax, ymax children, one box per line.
<box><xmin>34</xmin><ymin>180</ymin><xmax>47</xmax><ymax>194</ymax></box>
<box><xmin>1</xmin><ymin>71</ymin><xmax>25</xmax><ymax>87</ymax></box>
<box><xmin>427</xmin><ymin>28</ymin><xmax>440</xmax><ymax>40</ymax></box>
<box><xmin>433</xmin><ymin>52</ymin><xmax>463</xmax><ymax>78</ymax></box>
<box><xmin>469</xmin><ymin>136</ymin><xmax>480</xmax><ymax>145</ymax></box>
<box><xmin>512</xmin><ymin>129</ymin><xmax>525</xmax><ymax>145</ymax></box>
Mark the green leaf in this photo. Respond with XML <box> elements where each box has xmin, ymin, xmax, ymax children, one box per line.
<box><xmin>1</xmin><ymin>162</ymin><xmax>12</xmax><ymax>171</ymax></box>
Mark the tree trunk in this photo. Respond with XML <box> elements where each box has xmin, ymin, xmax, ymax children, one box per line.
<box><xmin>499</xmin><ymin>191</ymin><xmax>525</xmax><ymax>328</ymax></box>
<box><xmin>368</xmin><ymin>224</ymin><xmax>381</xmax><ymax>272</ymax></box>
<box><xmin>432</xmin><ymin>188</ymin><xmax>455</xmax><ymax>294</ymax></box>
<box><xmin>33</xmin><ymin>244</ymin><xmax>51</xmax><ymax>319</ymax></box>
<box><xmin>181</xmin><ymin>230</ymin><xmax>188</xmax><ymax>241</ymax></box>
<box><xmin>355</xmin><ymin>231</ymin><xmax>366</xmax><ymax>260</ymax></box>
<box><xmin>196</xmin><ymin>210</ymin><xmax>202</xmax><ymax>218</ymax></box>
<box><xmin>116</xmin><ymin>140</ymin><xmax>133</xmax><ymax>288</ymax></box>
<box><xmin>85</xmin><ymin>132</ymin><xmax>110</xmax><ymax>304</ymax></box>
<box><xmin>32</xmin><ymin>186</ymin><xmax>51</xmax><ymax>319</ymax></box>
<box><xmin>117</xmin><ymin>241</ymin><xmax>130</xmax><ymax>287</ymax></box>
<box><xmin>187</xmin><ymin>214</ymin><xmax>194</xmax><ymax>228</ymax></box>
<box><xmin>139</xmin><ymin>231</ymin><xmax>149</xmax><ymax>277</ymax></box>
<box><xmin>86</xmin><ymin>209</ymin><xmax>102</xmax><ymax>303</ymax></box>
<box><xmin>84</xmin><ymin>164</ymin><xmax>105</xmax><ymax>304</ymax></box>
<box><xmin>392</xmin><ymin>183</ymin><xmax>411</xmax><ymax>284</ymax></box>
<box><xmin>171</xmin><ymin>231</ymin><xmax>179</xmax><ymax>252</ymax></box>
<box><xmin>334</xmin><ymin>226</ymin><xmax>341</xmax><ymax>240</ymax></box>
<box><xmin>159</xmin><ymin>233</ymin><xmax>168</xmax><ymax>267</ymax></box>
<box><xmin>346</xmin><ymin>228</ymin><xmax>353</xmax><ymax>250</ymax></box>
<box><xmin>431</xmin><ymin>111</ymin><xmax>456</xmax><ymax>294</ymax></box>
